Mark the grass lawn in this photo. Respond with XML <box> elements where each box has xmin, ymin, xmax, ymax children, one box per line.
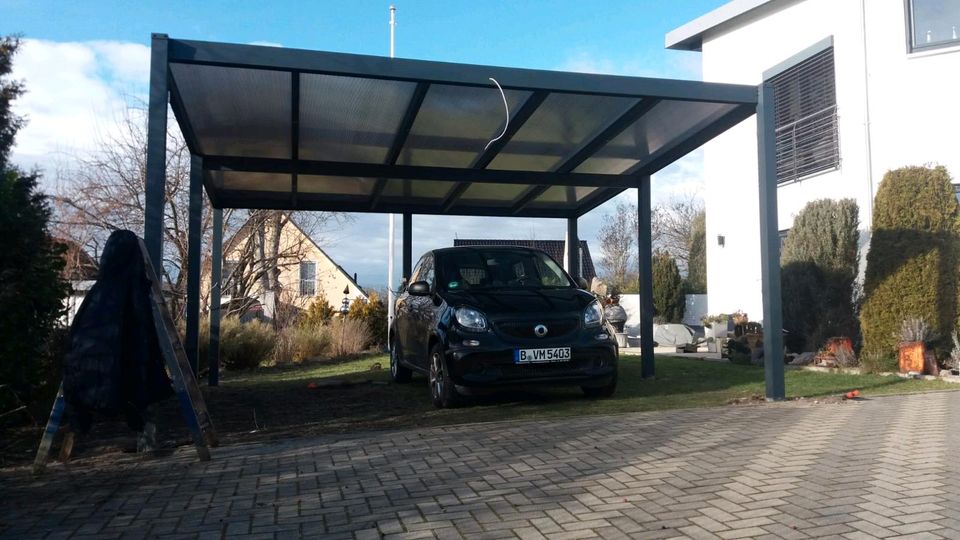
<box><xmin>210</xmin><ymin>353</ymin><xmax>957</xmax><ymax>437</ymax></box>
<box><xmin>4</xmin><ymin>354</ymin><xmax>954</xmax><ymax>468</ymax></box>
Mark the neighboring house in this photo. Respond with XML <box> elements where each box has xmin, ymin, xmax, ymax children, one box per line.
<box><xmin>58</xmin><ymin>238</ymin><xmax>99</xmax><ymax>326</ymax></box>
<box><xmin>667</xmin><ymin>0</ymin><xmax>960</xmax><ymax>319</ymax></box>
<box><xmin>452</xmin><ymin>239</ymin><xmax>597</xmax><ymax>283</ymax></box>
<box><xmin>217</xmin><ymin>215</ymin><xmax>366</xmax><ymax>316</ymax></box>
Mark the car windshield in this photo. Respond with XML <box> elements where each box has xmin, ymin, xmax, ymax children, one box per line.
<box><xmin>437</xmin><ymin>249</ymin><xmax>574</xmax><ymax>291</ymax></box>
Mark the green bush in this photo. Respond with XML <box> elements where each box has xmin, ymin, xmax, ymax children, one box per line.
<box><xmin>216</xmin><ymin>317</ymin><xmax>276</xmax><ymax>370</ymax></box>
<box><xmin>859</xmin><ymin>351</ymin><xmax>897</xmax><ymax>374</ymax></box>
<box><xmin>301</xmin><ymin>294</ymin><xmax>336</xmax><ymax>328</ymax></box>
<box><xmin>685</xmin><ymin>210</ymin><xmax>707</xmax><ymax>294</ymax></box>
<box><xmin>652</xmin><ymin>251</ymin><xmax>684</xmax><ymax>323</ymax></box>
<box><xmin>780</xmin><ymin>199</ymin><xmax>860</xmax><ymax>352</ymax></box>
<box><xmin>274</xmin><ymin>325</ymin><xmax>330</xmax><ymax>364</ymax></box>
<box><xmin>348</xmin><ymin>291</ymin><xmax>387</xmax><ymax>347</ymax></box>
<box><xmin>861</xmin><ymin>166</ymin><xmax>960</xmax><ymax>357</ymax></box>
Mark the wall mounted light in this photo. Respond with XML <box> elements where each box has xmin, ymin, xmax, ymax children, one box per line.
<box><xmin>717</xmin><ymin>235</ymin><xmax>726</xmax><ymax>247</ymax></box>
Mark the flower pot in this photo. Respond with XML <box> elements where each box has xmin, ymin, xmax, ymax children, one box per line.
<box><xmin>898</xmin><ymin>341</ymin><xmax>925</xmax><ymax>373</ymax></box>
<box><xmin>923</xmin><ymin>350</ymin><xmax>939</xmax><ymax>376</ymax></box>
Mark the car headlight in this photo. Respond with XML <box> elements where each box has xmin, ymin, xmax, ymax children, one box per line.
<box><xmin>455</xmin><ymin>307</ymin><xmax>488</xmax><ymax>331</ymax></box>
<box><xmin>583</xmin><ymin>301</ymin><xmax>603</xmax><ymax>328</ymax></box>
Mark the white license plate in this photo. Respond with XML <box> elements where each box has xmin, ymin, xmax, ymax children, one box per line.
<box><xmin>514</xmin><ymin>347</ymin><xmax>571</xmax><ymax>363</ymax></box>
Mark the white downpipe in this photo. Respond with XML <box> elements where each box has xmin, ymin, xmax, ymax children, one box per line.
<box><xmin>387</xmin><ymin>5</ymin><xmax>397</xmax><ymax>337</ymax></box>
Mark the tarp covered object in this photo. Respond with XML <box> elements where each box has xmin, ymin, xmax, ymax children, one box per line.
<box><xmin>653</xmin><ymin>324</ymin><xmax>695</xmax><ymax>346</ymax></box>
<box><xmin>63</xmin><ymin>230</ymin><xmax>173</xmax><ymax>432</ymax></box>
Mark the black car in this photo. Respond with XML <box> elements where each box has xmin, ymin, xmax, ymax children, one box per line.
<box><xmin>390</xmin><ymin>246</ymin><xmax>618</xmax><ymax>408</ymax></box>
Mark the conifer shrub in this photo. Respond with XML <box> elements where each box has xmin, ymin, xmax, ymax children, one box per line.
<box><xmin>652</xmin><ymin>251</ymin><xmax>685</xmax><ymax>323</ymax></box>
<box><xmin>779</xmin><ymin>198</ymin><xmax>860</xmax><ymax>352</ymax></box>
<box><xmin>860</xmin><ymin>165</ymin><xmax>960</xmax><ymax>357</ymax></box>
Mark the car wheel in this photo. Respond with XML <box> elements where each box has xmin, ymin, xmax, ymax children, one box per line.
<box><xmin>390</xmin><ymin>337</ymin><xmax>412</xmax><ymax>383</ymax></box>
<box><xmin>429</xmin><ymin>344</ymin><xmax>462</xmax><ymax>408</ymax></box>
<box><xmin>582</xmin><ymin>373</ymin><xmax>617</xmax><ymax>398</ymax></box>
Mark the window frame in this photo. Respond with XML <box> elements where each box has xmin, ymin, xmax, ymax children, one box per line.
<box><xmin>904</xmin><ymin>0</ymin><xmax>960</xmax><ymax>54</ymax></box>
<box><xmin>299</xmin><ymin>260</ymin><xmax>317</xmax><ymax>296</ymax></box>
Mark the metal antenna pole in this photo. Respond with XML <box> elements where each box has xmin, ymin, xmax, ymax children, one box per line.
<box><xmin>387</xmin><ymin>5</ymin><xmax>397</xmax><ymax>336</ymax></box>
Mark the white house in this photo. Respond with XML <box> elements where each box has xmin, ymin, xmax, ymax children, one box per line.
<box><xmin>667</xmin><ymin>0</ymin><xmax>960</xmax><ymax>319</ymax></box>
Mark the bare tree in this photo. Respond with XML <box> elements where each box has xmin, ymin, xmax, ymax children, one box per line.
<box><xmin>652</xmin><ymin>193</ymin><xmax>704</xmax><ymax>275</ymax></box>
<box><xmin>52</xmin><ymin>105</ymin><xmax>347</xmax><ymax>322</ymax></box>
<box><xmin>597</xmin><ymin>202</ymin><xmax>639</xmax><ymax>289</ymax></box>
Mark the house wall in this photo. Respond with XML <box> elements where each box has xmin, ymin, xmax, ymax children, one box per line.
<box><xmin>213</xmin><ymin>220</ymin><xmax>367</xmax><ymax>314</ymax></box>
<box><xmin>697</xmin><ymin>0</ymin><xmax>960</xmax><ymax>320</ymax></box>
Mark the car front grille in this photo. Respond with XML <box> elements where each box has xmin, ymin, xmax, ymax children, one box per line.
<box><xmin>494</xmin><ymin>318</ymin><xmax>579</xmax><ymax>340</ymax></box>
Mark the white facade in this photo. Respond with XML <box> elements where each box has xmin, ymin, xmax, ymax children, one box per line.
<box><xmin>668</xmin><ymin>0</ymin><xmax>960</xmax><ymax>320</ymax></box>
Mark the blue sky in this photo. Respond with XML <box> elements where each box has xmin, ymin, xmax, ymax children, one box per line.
<box><xmin>3</xmin><ymin>0</ymin><xmax>727</xmax><ymax>289</ymax></box>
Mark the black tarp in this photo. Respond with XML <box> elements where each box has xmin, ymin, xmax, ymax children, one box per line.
<box><xmin>63</xmin><ymin>230</ymin><xmax>173</xmax><ymax>432</ymax></box>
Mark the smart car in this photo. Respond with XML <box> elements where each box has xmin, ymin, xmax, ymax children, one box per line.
<box><xmin>390</xmin><ymin>246</ymin><xmax>618</xmax><ymax>408</ymax></box>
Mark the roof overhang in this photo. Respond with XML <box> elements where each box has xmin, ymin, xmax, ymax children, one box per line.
<box><xmin>666</xmin><ymin>0</ymin><xmax>787</xmax><ymax>51</ymax></box>
<box><xmin>163</xmin><ymin>36</ymin><xmax>759</xmax><ymax>218</ymax></box>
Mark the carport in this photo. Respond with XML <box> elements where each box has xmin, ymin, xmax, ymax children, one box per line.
<box><xmin>143</xmin><ymin>34</ymin><xmax>786</xmax><ymax>399</ymax></box>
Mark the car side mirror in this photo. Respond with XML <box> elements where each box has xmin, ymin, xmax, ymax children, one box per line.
<box><xmin>577</xmin><ymin>277</ymin><xmax>589</xmax><ymax>289</ymax></box>
<box><xmin>407</xmin><ymin>281</ymin><xmax>431</xmax><ymax>296</ymax></box>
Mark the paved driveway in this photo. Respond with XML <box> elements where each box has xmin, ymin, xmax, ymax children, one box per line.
<box><xmin>2</xmin><ymin>391</ymin><xmax>958</xmax><ymax>539</ymax></box>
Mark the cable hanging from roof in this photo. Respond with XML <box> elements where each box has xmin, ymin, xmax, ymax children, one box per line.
<box><xmin>484</xmin><ymin>77</ymin><xmax>510</xmax><ymax>151</ymax></box>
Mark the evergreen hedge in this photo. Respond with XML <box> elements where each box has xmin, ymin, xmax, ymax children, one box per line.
<box><xmin>861</xmin><ymin>165</ymin><xmax>959</xmax><ymax>357</ymax></box>
<box><xmin>780</xmin><ymin>198</ymin><xmax>860</xmax><ymax>352</ymax></box>
<box><xmin>652</xmin><ymin>251</ymin><xmax>684</xmax><ymax>323</ymax></box>
<box><xmin>685</xmin><ymin>210</ymin><xmax>707</xmax><ymax>294</ymax></box>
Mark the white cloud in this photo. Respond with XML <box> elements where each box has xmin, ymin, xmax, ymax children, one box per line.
<box><xmin>9</xmin><ymin>39</ymin><xmax>149</xmax><ymax>171</ymax></box>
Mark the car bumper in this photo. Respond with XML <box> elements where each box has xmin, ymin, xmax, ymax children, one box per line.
<box><xmin>445</xmin><ymin>338</ymin><xmax>618</xmax><ymax>391</ymax></box>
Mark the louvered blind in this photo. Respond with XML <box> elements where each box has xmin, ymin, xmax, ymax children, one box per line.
<box><xmin>768</xmin><ymin>47</ymin><xmax>839</xmax><ymax>184</ymax></box>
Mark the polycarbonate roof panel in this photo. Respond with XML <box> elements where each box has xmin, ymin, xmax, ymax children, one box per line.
<box><xmin>215</xmin><ymin>171</ymin><xmax>292</xmax><ymax>192</ymax></box>
<box><xmin>171</xmin><ymin>64</ymin><xmax>291</xmax><ymax>159</ymax></box>
<box><xmin>487</xmin><ymin>93</ymin><xmax>639</xmax><ymax>172</ymax></box>
<box><xmin>381</xmin><ymin>179</ymin><xmax>455</xmax><ymax>200</ymax></box>
<box><xmin>164</xmin><ymin>38</ymin><xmax>758</xmax><ymax>216</ymax></box>
<box><xmin>299</xmin><ymin>75</ymin><xmax>417</xmax><ymax>163</ymax></box>
<box><xmin>397</xmin><ymin>84</ymin><xmax>531</xmax><ymax>168</ymax></box>
<box><xmin>456</xmin><ymin>183</ymin><xmax>527</xmax><ymax>206</ymax></box>
<box><xmin>298</xmin><ymin>175</ymin><xmax>377</xmax><ymax>197</ymax></box>
<box><xmin>574</xmin><ymin>100</ymin><xmax>740</xmax><ymax>174</ymax></box>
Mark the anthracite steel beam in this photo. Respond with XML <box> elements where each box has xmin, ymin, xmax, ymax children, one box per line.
<box><xmin>371</xmin><ymin>82</ymin><xmax>430</xmax><ymax>209</ymax></box>
<box><xmin>185</xmin><ymin>154</ymin><xmax>203</xmax><ymax>375</ymax></box>
<box><xmin>144</xmin><ymin>33</ymin><xmax>169</xmax><ymax>277</ymax></box>
<box><xmin>290</xmin><ymin>71</ymin><xmax>300</xmax><ymax>208</ymax></box>
<box><xmin>566</xmin><ymin>217</ymin><xmax>579</xmax><ymax>282</ymax></box>
<box><xmin>208</xmin><ymin>207</ymin><xmax>223</xmax><ymax>387</ymax></box>
<box><xmin>203</xmin><ymin>156</ymin><xmax>640</xmax><ymax>189</ymax></box>
<box><xmin>511</xmin><ymin>98</ymin><xmax>662</xmax><ymax>214</ymax></box>
<box><xmin>757</xmin><ymin>83</ymin><xmax>785</xmax><ymax>401</ymax></box>
<box><xmin>166</xmin><ymin>38</ymin><xmax>759</xmax><ymax>105</ymax></box>
<box><xmin>440</xmin><ymin>91</ymin><xmax>549</xmax><ymax>213</ymax></box>
<box><xmin>402</xmin><ymin>213</ymin><xmax>412</xmax><ymax>280</ymax></box>
<box><xmin>637</xmin><ymin>175</ymin><xmax>655</xmax><ymax>379</ymax></box>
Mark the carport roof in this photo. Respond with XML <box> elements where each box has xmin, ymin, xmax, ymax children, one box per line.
<box><xmin>163</xmin><ymin>36</ymin><xmax>758</xmax><ymax>218</ymax></box>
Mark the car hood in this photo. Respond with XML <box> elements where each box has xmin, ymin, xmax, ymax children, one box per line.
<box><xmin>441</xmin><ymin>288</ymin><xmax>595</xmax><ymax>319</ymax></box>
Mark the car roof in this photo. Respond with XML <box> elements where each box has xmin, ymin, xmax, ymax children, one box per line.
<box><xmin>431</xmin><ymin>246</ymin><xmax>552</xmax><ymax>257</ymax></box>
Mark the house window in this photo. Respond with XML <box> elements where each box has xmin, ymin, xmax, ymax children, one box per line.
<box><xmin>768</xmin><ymin>46</ymin><xmax>840</xmax><ymax>184</ymax></box>
<box><xmin>222</xmin><ymin>260</ymin><xmax>241</xmax><ymax>296</ymax></box>
<box><xmin>299</xmin><ymin>261</ymin><xmax>316</xmax><ymax>296</ymax></box>
<box><xmin>907</xmin><ymin>0</ymin><xmax>960</xmax><ymax>52</ymax></box>
<box><xmin>779</xmin><ymin>229</ymin><xmax>790</xmax><ymax>252</ymax></box>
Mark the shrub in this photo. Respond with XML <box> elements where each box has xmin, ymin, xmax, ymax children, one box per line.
<box><xmin>301</xmin><ymin>294</ymin><xmax>335</xmax><ymax>328</ymax></box>
<box><xmin>348</xmin><ymin>292</ymin><xmax>387</xmax><ymax>347</ymax></box>
<box><xmin>323</xmin><ymin>317</ymin><xmax>371</xmax><ymax>359</ymax></box>
<box><xmin>860</xmin><ymin>351</ymin><xmax>897</xmax><ymax>374</ymax></box>
<box><xmin>861</xmin><ymin>166</ymin><xmax>960</xmax><ymax>357</ymax></box>
<box><xmin>273</xmin><ymin>325</ymin><xmax>330</xmax><ymax>365</ymax></box>
<box><xmin>652</xmin><ymin>251</ymin><xmax>684</xmax><ymax>323</ymax></box>
<box><xmin>217</xmin><ymin>317</ymin><xmax>276</xmax><ymax>370</ymax></box>
<box><xmin>780</xmin><ymin>198</ymin><xmax>860</xmax><ymax>352</ymax></box>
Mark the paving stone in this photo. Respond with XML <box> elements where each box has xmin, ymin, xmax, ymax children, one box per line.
<box><xmin>0</xmin><ymin>392</ymin><xmax>957</xmax><ymax>540</ymax></box>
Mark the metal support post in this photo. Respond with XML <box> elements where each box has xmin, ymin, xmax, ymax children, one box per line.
<box><xmin>638</xmin><ymin>176</ymin><xmax>655</xmax><ymax>378</ymax></box>
<box><xmin>757</xmin><ymin>83</ymin><xmax>785</xmax><ymax>400</ymax></box>
<box><xmin>402</xmin><ymin>213</ymin><xmax>412</xmax><ymax>280</ymax></box>
<box><xmin>144</xmin><ymin>33</ymin><xmax>169</xmax><ymax>277</ymax></box>
<box><xmin>185</xmin><ymin>155</ymin><xmax>202</xmax><ymax>375</ymax></box>
<box><xmin>566</xmin><ymin>217</ymin><xmax>579</xmax><ymax>282</ymax></box>
<box><xmin>209</xmin><ymin>208</ymin><xmax>223</xmax><ymax>387</ymax></box>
